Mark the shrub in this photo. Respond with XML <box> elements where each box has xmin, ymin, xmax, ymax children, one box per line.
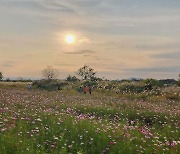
<box><xmin>83</xmin><ymin>80</ymin><xmax>98</xmax><ymax>86</ymax></box>
<box><xmin>177</xmin><ymin>80</ymin><xmax>180</xmax><ymax>87</ymax></box>
<box><xmin>66</xmin><ymin>75</ymin><xmax>80</xmax><ymax>82</ymax></box>
<box><xmin>32</xmin><ymin>79</ymin><xmax>68</xmax><ymax>91</ymax></box>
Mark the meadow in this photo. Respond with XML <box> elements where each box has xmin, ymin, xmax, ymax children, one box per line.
<box><xmin>0</xmin><ymin>81</ymin><xmax>179</xmax><ymax>154</ymax></box>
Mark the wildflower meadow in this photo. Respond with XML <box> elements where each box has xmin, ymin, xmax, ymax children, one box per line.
<box><xmin>0</xmin><ymin>82</ymin><xmax>179</xmax><ymax>154</ymax></box>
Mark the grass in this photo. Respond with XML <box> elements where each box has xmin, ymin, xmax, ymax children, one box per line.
<box><xmin>0</xmin><ymin>83</ymin><xmax>179</xmax><ymax>153</ymax></box>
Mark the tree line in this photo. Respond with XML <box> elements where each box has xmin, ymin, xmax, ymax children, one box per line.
<box><xmin>0</xmin><ymin>65</ymin><xmax>180</xmax><ymax>86</ymax></box>
<box><xmin>0</xmin><ymin>65</ymin><xmax>100</xmax><ymax>83</ymax></box>
<box><xmin>42</xmin><ymin>65</ymin><xmax>100</xmax><ymax>82</ymax></box>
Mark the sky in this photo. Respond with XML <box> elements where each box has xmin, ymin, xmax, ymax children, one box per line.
<box><xmin>0</xmin><ymin>0</ymin><xmax>180</xmax><ymax>80</ymax></box>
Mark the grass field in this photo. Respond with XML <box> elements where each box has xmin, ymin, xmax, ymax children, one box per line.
<box><xmin>0</xmin><ymin>82</ymin><xmax>179</xmax><ymax>154</ymax></box>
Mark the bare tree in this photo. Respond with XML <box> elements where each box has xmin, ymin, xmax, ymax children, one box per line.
<box><xmin>42</xmin><ymin>66</ymin><xmax>59</xmax><ymax>80</ymax></box>
<box><xmin>77</xmin><ymin>65</ymin><xmax>96</xmax><ymax>80</ymax></box>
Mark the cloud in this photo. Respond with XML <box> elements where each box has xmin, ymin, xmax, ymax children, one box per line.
<box><xmin>136</xmin><ymin>41</ymin><xmax>180</xmax><ymax>51</ymax></box>
<box><xmin>78</xmin><ymin>37</ymin><xmax>91</xmax><ymax>43</ymax></box>
<box><xmin>150</xmin><ymin>51</ymin><xmax>180</xmax><ymax>59</ymax></box>
<box><xmin>94</xmin><ymin>57</ymin><xmax>112</xmax><ymax>62</ymax></box>
<box><xmin>67</xmin><ymin>0</ymin><xmax>103</xmax><ymax>7</ymax></box>
<box><xmin>37</xmin><ymin>0</ymin><xmax>76</xmax><ymax>13</ymax></box>
<box><xmin>129</xmin><ymin>66</ymin><xmax>180</xmax><ymax>73</ymax></box>
<box><xmin>0</xmin><ymin>0</ymin><xmax>180</xmax><ymax>80</ymax></box>
<box><xmin>0</xmin><ymin>0</ymin><xmax>77</xmax><ymax>19</ymax></box>
<box><xmin>1</xmin><ymin>0</ymin><xmax>180</xmax><ymax>36</ymax></box>
<box><xmin>63</xmin><ymin>49</ymin><xmax>96</xmax><ymax>55</ymax></box>
<box><xmin>2</xmin><ymin>63</ymin><xmax>14</xmax><ymax>68</ymax></box>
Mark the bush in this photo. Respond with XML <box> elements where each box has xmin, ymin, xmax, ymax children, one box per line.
<box><xmin>119</xmin><ymin>83</ymin><xmax>145</xmax><ymax>93</ymax></box>
<box><xmin>177</xmin><ymin>80</ymin><xmax>180</xmax><ymax>87</ymax></box>
<box><xmin>159</xmin><ymin>79</ymin><xmax>177</xmax><ymax>86</ymax></box>
<box><xmin>144</xmin><ymin>79</ymin><xmax>162</xmax><ymax>88</ymax></box>
<box><xmin>83</xmin><ymin>80</ymin><xmax>98</xmax><ymax>86</ymax></box>
<box><xmin>32</xmin><ymin>79</ymin><xmax>68</xmax><ymax>91</ymax></box>
<box><xmin>66</xmin><ymin>75</ymin><xmax>80</xmax><ymax>82</ymax></box>
<box><xmin>142</xmin><ymin>79</ymin><xmax>164</xmax><ymax>92</ymax></box>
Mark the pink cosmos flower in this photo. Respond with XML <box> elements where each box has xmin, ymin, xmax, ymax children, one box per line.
<box><xmin>109</xmin><ymin>141</ymin><xmax>115</xmax><ymax>145</ymax></box>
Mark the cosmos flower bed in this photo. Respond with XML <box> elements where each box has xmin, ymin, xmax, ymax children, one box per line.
<box><xmin>0</xmin><ymin>88</ymin><xmax>179</xmax><ymax>153</ymax></box>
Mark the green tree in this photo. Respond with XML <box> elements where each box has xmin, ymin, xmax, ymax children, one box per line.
<box><xmin>0</xmin><ymin>72</ymin><xmax>3</xmax><ymax>80</ymax></box>
<box><xmin>144</xmin><ymin>78</ymin><xmax>161</xmax><ymax>90</ymax></box>
<box><xmin>66</xmin><ymin>75</ymin><xmax>80</xmax><ymax>82</ymax></box>
<box><xmin>77</xmin><ymin>65</ymin><xmax>96</xmax><ymax>81</ymax></box>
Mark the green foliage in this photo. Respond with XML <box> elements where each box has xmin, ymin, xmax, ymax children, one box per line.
<box><xmin>77</xmin><ymin>65</ymin><xmax>96</xmax><ymax>81</ymax></box>
<box><xmin>32</xmin><ymin>79</ymin><xmax>68</xmax><ymax>91</ymax></box>
<box><xmin>5</xmin><ymin>79</ymin><xmax>32</xmax><ymax>82</ymax></box>
<box><xmin>178</xmin><ymin>80</ymin><xmax>180</xmax><ymax>87</ymax></box>
<box><xmin>119</xmin><ymin>83</ymin><xmax>146</xmax><ymax>93</ymax></box>
<box><xmin>159</xmin><ymin>79</ymin><xmax>177</xmax><ymax>85</ymax></box>
<box><xmin>90</xmin><ymin>76</ymin><xmax>103</xmax><ymax>82</ymax></box>
<box><xmin>83</xmin><ymin>80</ymin><xmax>98</xmax><ymax>86</ymax></box>
<box><xmin>66</xmin><ymin>75</ymin><xmax>80</xmax><ymax>82</ymax></box>
<box><xmin>143</xmin><ymin>79</ymin><xmax>162</xmax><ymax>89</ymax></box>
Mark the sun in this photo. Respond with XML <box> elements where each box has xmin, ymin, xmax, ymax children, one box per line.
<box><xmin>65</xmin><ymin>34</ymin><xmax>75</xmax><ymax>44</ymax></box>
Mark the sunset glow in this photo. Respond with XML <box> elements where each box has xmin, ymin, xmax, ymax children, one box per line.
<box><xmin>0</xmin><ymin>0</ymin><xmax>179</xmax><ymax>79</ymax></box>
<box><xmin>65</xmin><ymin>34</ymin><xmax>75</xmax><ymax>44</ymax></box>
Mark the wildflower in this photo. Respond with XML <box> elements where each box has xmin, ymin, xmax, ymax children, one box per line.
<box><xmin>171</xmin><ymin>141</ymin><xmax>177</xmax><ymax>147</ymax></box>
<box><xmin>4</xmin><ymin>119</ymin><xmax>8</xmax><ymax>122</ymax></box>
<box><xmin>106</xmin><ymin>147</ymin><xmax>110</xmax><ymax>150</ymax></box>
<box><xmin>68</xmin><ymin>144</ymin><xmax>72</xmax><ymax>148</ymax></box>
<box><xmin>50</xmin><ymin>144</ymin><xmax>56</xmax><ymax>148</ymax></box>
<box><xmin>141</xmin><ymin>129</ymin><xmax>148</xmax><ymax>135</ymax></box>
<box><xmin>109</xmin><ymin>141</ymin><xmax>115</xmax><ymax>145</ymax></box>
<box><xmin>55</xmin><ymin>105</ymin><xmax>59</xmax><ymax>109</ymax></box>
<box><xmin>126</xmin><ymin>133</ymin><xmax>131</xmax><ymax>138</ymax></box>
<box><xmin>9</xmin><ymin>122</ymin><xmax>14</xmax><ymax>125</ymax></box>
<box><xmin>54</xmin><ymin>136</ymin><xmax>58</xmax><ymax>140</ymax></box>
<box><xmin>36</xmin><ymin>118</ymin><xmax>42</xmax><ymax>122</ymax></box>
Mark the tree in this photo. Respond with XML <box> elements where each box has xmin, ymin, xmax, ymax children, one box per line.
<box><xmin>144</xmin><ymin>78</ymin><xmax>160</xmax><ymax>90</ymax></box>
<box><xmin>66</xmin><ymin>75</ymin><xmax>80</xmax><ymax>82</ymax></box>
<box><xmin>42</xmin><ymin>66</ymin><xmax>59</xmax><ymax>80</ymax></box>
<box><xmin>77</xmin><ymin>65</ymin><xmax>96</xmax><ymax>80</ymax></box>
<box><xmin>0</xmin><ymin>72</ymin><xmax>3</xmax><ymax>80</ymax></box>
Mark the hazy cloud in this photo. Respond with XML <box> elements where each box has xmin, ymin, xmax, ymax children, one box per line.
<box><xmin>129</xmin><ymin>66</ymin><xmax>180</xmax><ymax>73</ymax></box>
<box><xmin>2</xmin><ymin>63</ymin><xmax>14</xmax><ymax>68</ymax></box>
<box><xmin>63</xmin><ymin>50</ymin><xmax>96</xmax><ymax>55</ymax></box>
<box><xmin>150</xmin><ymin>51</ymin><xmax>180</xmax><ymax>59</ymax></box>
<box><xmin>37</xmin><ymin>0</ymin><xmax>76</xmax><ymax>13</ymax></box>
<box><xmin>0</xmin><ymin>0</ymin><xmax>180</xmax><ymax>79</ymax></box>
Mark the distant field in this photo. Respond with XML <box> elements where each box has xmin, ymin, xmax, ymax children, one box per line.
<box><xmin>0</xmin><ymin>83</ymin><xmax>179</xmax><ymax>153</ymax></box>
<box><xmin>0</xmin><ymin>82</ymin><xmax>31</xmax><ymax>89</ymax></box>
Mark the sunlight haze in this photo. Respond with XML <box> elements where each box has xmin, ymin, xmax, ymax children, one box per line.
<box><xmin>0</xmin><ymin>0</ymin><xmax>180</xmax><ymax>79</ymax></box>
